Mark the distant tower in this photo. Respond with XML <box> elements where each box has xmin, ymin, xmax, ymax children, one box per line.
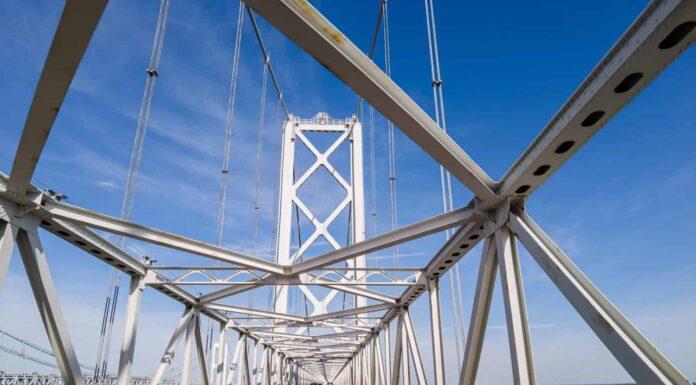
<box><xmin>274</xmin><ymin>113</ymin><xmax>366</xmax><ymax>327</ymax></box>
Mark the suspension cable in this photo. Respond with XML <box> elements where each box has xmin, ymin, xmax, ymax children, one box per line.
<box><xmin>368</xmin><ymin>106</ymin><xmax>378</xmax><ymax>238</ymax></box>
<box><xmin>355</xmin><ymin>2</ymin><xmax>385</xmax><ymax>115</ymax></box>
<box><xmin>94</xmin><ymin>0</ymin><xmax>171</xmax><ymax>379</ymax></box>
<box><xmin>0</xmin><ymin>329</ymin><xmax>98</xmax><ymax>372</ymax></box>
<box><xmin>251</xmin><ymin>59</ymin><xmax>269</xmax><ymax>258</ymax></box>
<box><xmin>246</xmin><ymin>7</ymin><xmax>290</xmax><ymax>120</ymax></box>
<box><xmin>382</xmin><ymin>0</ymin><xmax>400</xmax><ymax>280</ymax></box>
<box><xmin>250</xmin><ymin>58</ymin><xmax>269</xmax><ymax>322</ymax></box>
<box><xmin>208</xmin><ymin>0</ymin><xmax>246</xmax><ymax>358</ymax></box>
<box><xmin>423</xmin><ymin>0</ymin><xmax>468</xmax><ymax>363</ymax></box>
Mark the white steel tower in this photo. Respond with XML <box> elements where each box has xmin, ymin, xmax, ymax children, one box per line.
<box><xmin>274</xmin><ymin>113</ymin><xmax>367</xmax><ymax>326</ymax></box>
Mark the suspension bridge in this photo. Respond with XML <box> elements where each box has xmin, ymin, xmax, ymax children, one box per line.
<box><xmin>0</xmin><ymin>0</ymin><xmax>695</xmax><ymax>385</ymax></box>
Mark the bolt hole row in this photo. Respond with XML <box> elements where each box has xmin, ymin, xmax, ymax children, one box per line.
<box><xmin>513</xmin><ymin>20</ymin><xmax>695</xmax><ymax>196</ymax></box>
<box><xmin>53</xmin><ymin>227</ymin><xmax>136</xmax><ymax>275</ymax></box>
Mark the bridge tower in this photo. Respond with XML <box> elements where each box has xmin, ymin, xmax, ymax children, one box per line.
<box><xmin>274</xmin><ymin>112</ymin><xmax>367</xmax><ymax>326</ymax></box>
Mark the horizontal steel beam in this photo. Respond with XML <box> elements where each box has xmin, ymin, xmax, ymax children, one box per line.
<box><xmin>243</xmin><ymin>0</ymin><xmax>496</xmax><ymax>200</ymax></box>
<box><xmin>8</xmin><ymin>0</ymin><xmax>108</xmax><ymax>198</ymax></box>
<box><xmin>498</xmin><ymin>0</ymin><xmax>696</xmax><ymax>198</ymax></box>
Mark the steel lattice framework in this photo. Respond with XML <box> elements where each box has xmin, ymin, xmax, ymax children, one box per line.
<box><xmin>1</xmin><ymin>1</ymin><xmax>695</xmax><ymax>385</ymax></box>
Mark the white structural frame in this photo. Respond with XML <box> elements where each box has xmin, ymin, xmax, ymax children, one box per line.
<box><xmin>0</xmin><ymin>0</ymin><xmax>695</xmax><ymax>384</ymax></box>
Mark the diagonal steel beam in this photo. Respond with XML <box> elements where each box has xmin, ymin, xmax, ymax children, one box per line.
<box><xmin>242</xmin><ymin>0</ymin><xmax>496</xmax><ymax>200</ymax></box>
<box><xmin>498</xmin><ymin>0</ymin><xmax>696</xmax><ymax>198</ymax></box>
<box><xmin>16</xmin><ymin>227</ymin><xmax>85</xmax><ymax>385</ymax></box>
<box><xmin>8</xmin><ymin>0</ymin><xmax>108</xmax><ymax>198</ymax></box>
<box><xmin>42</xmin><ymin>199</ymin><xmax>283</xmax><ymax>274</ymax></box>
<box><xmin>510</xmin><ymin>211</ymin><xmax>690</xmax><ymax>385</ymax></box>
<box><xmin>209</xmin><ymin>303</ymin><xmax>305</xmax><ymax>323</ymax></box>
<box><xmin>291</xmin><ymin>204</ymin><xmax>481</xmax><ymax>274</ymax></box>
<box><xmin>306</xmin><ymin>303</ymin><xmax>393</xmax><ymax>323</ymax></box>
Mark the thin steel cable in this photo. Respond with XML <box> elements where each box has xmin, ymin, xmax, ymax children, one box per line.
<box><xmin>355</xmin><ymin>2</ymin><xmax>385</xmax><ymax>115</ymax></box>
<box><xmin>251</xmin><ymin>59</ymin><xmax>269</xmax><ymax>258</ymax></box>
<box><xmin>246</xmin><ymin>7</ymin><xmax>290</xmax><ymax>120</ymax></box>
<box><xmin>209</xmin><ymin>0</ymin><xmax>245</xmax><ymax>359</ymax></box>
<box><xmin>216</xmin><ymin>0</ymin><xmax>245</xmax><ymax>248</ymax></box>
<box><xmin>382</xmin><ymin>0</ymin><xmax>400</xmax><ymax>282</ymax></box>
<box><xmin>424</xmin><ymin>0</ymin><xmax>468</xmax><ymax>362</ymax></box>
<box><xmin>250</xmin><ymin>59</ymin><xmax>269</xmax><ymax>321</ymax></box>
<box><xmin>94</xmin><ymin>0</ymin><xmax>171</xmax><ymax>378</ymax></box>
<box><xmin>368</xmin><ymin>106</ymin><xmax>378</xmax><ymax>238</ymax></box>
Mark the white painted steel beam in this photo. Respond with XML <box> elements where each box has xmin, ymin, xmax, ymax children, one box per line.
<box><xmin>427</xmin><ymin>278</ymin><xmax>446</xmax><ymax>385</ymax></box>
<box><xmin>16</xmin><ymin>227</ymin><xmax>85</xmax><ymax>385</ymax></box>
<box><xmin>292</xmin><ymin>204</ymin><xmax>480</xmax><ymax>274</ymax></box>
<box><xmin>499</xmin><ymin>0</ymin><xmax>696</xmax><ymax>198</ymax></box>
<box><xmin>510</xmin><ymin>212</ymin><xmax>690</xmax><ymax>385</ymax></box>
<box><xmin>0</xmin><ymin>219</ymin><xmax>18</xmax><ymax>293</ymax></box>
<box><xmin>403</xmin><ymin>311</ymin><xmax>428</xmax><ymax>385</ymax></box>
<box><xmin>496</xmin><ymin>227</ymin><xmax>536</xmax><ymax>385</ymax></box>
<box><xmin>194</xmin><ymin>315</ymin><xmax>210</xmax><ymax>385</ymax></box>
<box><xmin>150</xmin><ymin>307</ymin><xmax>195</xmax><ymax>385</ymax></box>
<box><xmin>43</xmin><ymin>200</ymin><xmax>282</xmax><ymax>274</ymax></box>
<box><xmin>210</xmin><ymin>303</ymin><xmax>305</xmax><ymax>323</ymax></box>
<box><xmin>8</xmin><ymin>0</ymin><xmax>108</xmax><ymax>197</ymax></box>
<box><xmin>180</xmin><ymin>314</ymin><xmax>196</xmax><ymax>385</ymax></box>
<box><xmin>459</xmin><ymin>237</ymin><xmax>497</xmax><ymax>385</ymax></box>
<box><xmin>242</xmin><ymin>0</ymin><xmax>496</xmax><ymax>200</ymax></box>
<box><xmin>116</xmin><ymin>275</ymin><xmax>144</xmax><ymax>385</ymax></box>
<box><xmin>390</xmin><ymin>312</ymin><xmax>404</xmax><ymax>385</ymax></box>
<box><xmin>306</xmin><ymin>303</ymin><xmax>393</xmax><ymax>323</ymax></box>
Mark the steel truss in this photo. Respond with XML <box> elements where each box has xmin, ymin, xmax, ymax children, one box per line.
<box><xmin>1</xmin><ymin>0</ymin><xmax>695</xmax><ymax>384</ymax></box>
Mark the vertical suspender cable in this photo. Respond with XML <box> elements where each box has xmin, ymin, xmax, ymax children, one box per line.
<box><xmin>423</xmin><ymin>0</ymin><xmax>468</xmax><ymax>363</ymax></box>
<box><xmin>208</xmin><ymin>0</ymin><xmax>245</xmax><ymax>358</ymax></box>
<box><xmin>94</xmin><ymin>0</ymin><xmax>171</xmax><ymax>378</ymax></box>
<box><xmin>369</xmin><ymin>106</ymin><xmax>378</xmax><ymax>237</ymax></box>
<box><xmin>382</xmin><ymin>0</ymin><xmax>400</xmax><ymax>283</ymax></box>
<box><xmin>216</xmin><ymin>1</ymin><xmax>245</xmax><ymax>248</ymax></box>
<box><xmin>249</xmin><ymin>58</ymin><xmax>269</xmax><ymax>317</ymax></box>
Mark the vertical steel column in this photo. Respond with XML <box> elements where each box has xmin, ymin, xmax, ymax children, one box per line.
<box><xmin>496</xmin><ymin>227</ymin><xmax>536</xmax><ymax>385</ymax></box>
<box><xmin>459</xmin><ymin>238</ymin><xmax>497</xmax><ymax>385</ymax></box>
<box><xmin>349</xmin><ymin>119</ymin><xmax>367</xmax><ymax>310</ymax></box>
<box><xmin>116</xmin><ymin>275</ymin><xmax>144</xmax><ymax>385</ymax></box>
<box><xmin>16</xmin><ymin>228</ymin><xmax>85</xmax><ymax>385</ymax></box>
<box><xmin>180</xmin><ymin>313</ymin><xmax>196</xmax><ymax>385</ymax></box>
<box><xmin>274</xmin><ymin>119</ymin><xmax>296</xmax><ymax>318</ymax></box>
<box><xmin>375</xmin><ymin>332</ymin><xmax>386</xmax><ymax>385</ymax></box>
<box><xmin>194</xmin><ymin>315</ymin><xmax>210</xmax><ymax>385</ymax></box>
<box><xmin>370</xmin><ymin>338</ymin><xmax>377</xmax><ymax>385</ymax></box>
<box><xmin>229</xmin><ymin>336</ymin><xmax>244</xmax><ymax>385</ymax></box>
<box><xmin>150</xmin><ymin>307</ymin><xmax>194</xmax><ymax>385</ymax></box>
<box><xmin>215</xmin><ymin>323</ymin><xmax>227</xmax><ymax>385</ymax></box>
<box><xmin>510</xmin><ymin>212</ymin><xmax>691</xmax><ymax>385</ymax></box>
<box><xmin>242</xmin><ymin>336</ymin><xmax>252</xmax><ymax>385</ymax></box>
<box><xmin>264</xmin><ymin>347</ymin><xmax>272</xmax><ymax>385</ymax></box>
<box><xmin>404</xmin><ymin>311</ymin><xmax>428</xmax><ymax>385</ymax></box>
<box><xmin>401</xmin><ymin>314</ymin><xmax>411</xmax><ymax>385</ymax></box>
<box><xmin>427</xmin><ymin>278</ymin><xmax>445</xmax><ymax>385</ymax></box>
<box><xmin>391</xmin><ymin>312</ymin><xmax>404</xmax><ymax>385</ymax></box>
<box><xmin>251</xmin><ymin>341</ymin><xmax>259</xmax><ymax>385</ymax></box>
<box><xmin>384</xmin><ymin>324</ymin><xmax>392</xmax><ymax>385</ymax></box>
<box><xmin>0</xmin><ymin>219</ymin><xmax>17</xmax><ymax>293</ymax></box>
<box><xmin>257</xmin><ymin>344</ymin><xmax>266</xmax><ymax>385</ymax></box>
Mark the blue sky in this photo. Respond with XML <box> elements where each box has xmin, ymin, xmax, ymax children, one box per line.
<box><xmin>1</xmin><ymin>0</ymin><xmax>695</xmax><ymax>384</ymax></box>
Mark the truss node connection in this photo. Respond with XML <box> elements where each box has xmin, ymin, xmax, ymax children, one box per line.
<box><xmin>1</xmin><ymin>0</ymin><xmax>695</xmax><ymax>385</ymax></box>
